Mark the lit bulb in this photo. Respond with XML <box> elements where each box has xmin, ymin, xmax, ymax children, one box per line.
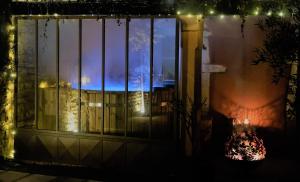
<box><xmin>244</xmin><ymin>118</ymin><xmax>250</xmax><ymax>125</ymax></box>
<box><xmin>7</xmin><ymin>25</ymin><xmax>15</xmax><ymax>32</ymax></box>
<box><xmin>12</xmin><ymin>130</ymin><xmax>16</xmax><ymax>135</ymax></box>
<box><xmin>177</xmin><ymin>11</ymin><xmax>181</xmax><ymax>15</ymax></box>
<box><xmin>10</xmin><ymin>72</ymin><xmax>16</xmax><ymax>78</ymax></box>
<box><xmin>220</xmin><ymin>14</ymin><xmax>224</xmax><ymax>19</ymax></box>
<box><xmin>254</xmin><ymin>10</ymin><xmax>259</xmax><ymax>15</ymax></box>
<box><xmin>187</xmin><ymin>14</ymin><xmax>193</xmax><ymax>18</ymax></box>
<box><xmin>267</xmin><ymin>11</ymin><xmax>272</xmax><ymax>16</ymax></box>
<box><xmin>53</xmin><ymin>13</ymin><xmax>59</xmax><ymax>17</ymax></box>
<box><xmin>209</xmin><ymin>10</ymin><xmax>215</xmax><ymax>15</ymax></box>
<box><xmin>278</xmin><ymin>11</ymin><xmax>284</xmax><ymax>17</ymax></box>
<box><xmin>39</xmin><ymin>81</ymin><xmax>48</xmax><ymax>89</ymax></box>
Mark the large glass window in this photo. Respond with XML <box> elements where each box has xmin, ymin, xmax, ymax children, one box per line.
<box><xmin>128</xmin><ymin>19</ymin><xmax>150</xmax><ymax>137</ymax></box>
<box><xmin>152</xmin><ymin>19</ymin><xmax>176</xmax><ymax>138</ymax></box>
<box><xmin>17</xmin><ymin>20</ymin><xmax>36</xmax><ymax>128</ymax></box>
<box><xmin>17</xmin><ymin>17</ymin><xmax>177</xmax><ymax>139</ymax></box>
<box><xmin>81</xmin><ymin>19</ymin><xmax>103</xmax><ymax>133</ymax></box>
<box><xmin>37</xmin><ymin>20</ymin><xmax>57</xmax><ymax>130</ymax></box>
<box><xmin>104</xmin><ymin>19</ymin><xmax>126</xmax><ymax>135</ymax></box>
<box><xmin>59</xmin><ymin>19</ymin><xmax>80</xmax><ymax>132</ymax></box>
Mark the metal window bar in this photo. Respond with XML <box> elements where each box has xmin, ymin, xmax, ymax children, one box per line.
<box><xmin>101</xmin><ymin>18</ymin><xmax>105</xmax><ymax>135</ymax></box>
<box><xmin>174</xmin><ymin>18</ymin><xmax>180</xmax><ymax>141</ymax></box>
<box><xmin>14</xmin><ymin>17</ymin><xmax>19</xmax><ymax>128</ymax></box>
<box><xmin>78</xmin><ymin>19</ymin><xmax>82</xmax><ymax>133</ymax></box>
<box><xmin>56</xmin><ymin>19</ymin><xmax>59</xmax><ymax>132</ymax></box>
<box><xmin>125</xmin><ymin>18</ymin><xmax>129</xmax><ymax>137</ymax></box>
<box><xmin>35</xmin><ymin>19</ymin><xmax>38</xmax><ymax>129</ymax></box>
<box><xmin>149</xmin><ymin>17</ymin><xmax>154</xmax><ymax>139</ymax></box>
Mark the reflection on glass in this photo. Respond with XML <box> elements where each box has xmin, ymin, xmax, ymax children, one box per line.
<box><xmin>37</xmin><ymin>20</ymin><xmax>57</xmax><ymax>130</ymax></box>
<box><xmin>81</xmin><ymin>19</ymin><xmax>102</xmax><ymax>133</ymax></box>
<box><xmin>152</xmin><ymin>19</ymin><xmax>176</xmax><ymax>138</ymax></box>
<box><xmin>17</xmin><ymin>17</ymin><xmax>177</xmax><ymax>139</ymax></box>
<box><xmin>59</xmin><ymin>19</ymin><xmax>79</xmax><ymax>132</ymax></box>
<box><xmin>17</xmin><ymin>20</ymin><xmax>36</xmax><ymax>128</ymax></box>
<box><xmin>128</xmin><ymin>19</ymin><xmax>150</xmax><ymax>137</ymax></box>
<box><xmin>104</xmin><ymin>19</ymin><xmax>126</xmax><ymax>135</ymax></box>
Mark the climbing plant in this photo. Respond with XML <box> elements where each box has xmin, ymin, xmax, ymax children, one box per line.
<box><xmin>253</xmin><ymin>0</ymin><xmax>299</xmax><ymax>123</ymax></box>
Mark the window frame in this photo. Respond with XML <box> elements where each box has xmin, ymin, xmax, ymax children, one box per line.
<box><xmin>15</xmin><ymin>16</ymin><xmax>179</xmax><ymax>140</ymax></box>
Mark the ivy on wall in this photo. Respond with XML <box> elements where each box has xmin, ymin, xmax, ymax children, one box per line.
<box><xmin>0</xmin><ymin>0</ymin><xmax>16</xmax><ymax>159</ymax></box>
<box><xmin>253</xmin><ymin>0</ymin><xmax>299</xmax><ymax>122</ymax></box>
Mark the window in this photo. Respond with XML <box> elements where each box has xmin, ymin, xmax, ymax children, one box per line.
<box><xmin>59</xmin><ymin>19</ymin><xmax>80</xmax><ymax>132</ymax></box>
<box><xmin>17</xmin><ymin>17</ymin><xmax>178</xmax><ymax>139</ymax></box>
<box><xmin>81</xmin><ymin>19</ymin><xmax>103</xmax><ymax>133</ymax></box>
<box><xmin>128</xmin><ymin>19</ymin><xmax>150</xmax><ymax>137</ymax></box>
<box><xmin>104</xmin><ymin>19</ymin><xmax>126</xmax><ymax>135</ymax></box>
<box><xmin>17</xmin><ymin>20</ymin><xmax>36</xmax><ymax>128</ymax></box>
<box><xmin>37</xmin><ymin>19</ymin><xmax>57</xmax><ymax>130</ymax></box>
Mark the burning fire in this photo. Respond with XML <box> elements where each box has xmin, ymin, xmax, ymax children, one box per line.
<box><xmin>225</xmin><ymin>119</ymin><xmax>266</xmax><ymax>161</ymax></box>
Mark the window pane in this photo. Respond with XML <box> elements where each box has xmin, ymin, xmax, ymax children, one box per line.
<box><xmin>81</xmin><ymin>19</ymin><xmax>102</xmax><ymax>133</ymax></box>
<box><xmin>104</xmin><ymin>19</ymin><xmax>126</xmax><ymax>135</ymax></box>
<box><xmin>152</xmin><ymin>18</ymin><xmax>176</xmax><ymax>138</ymax></box>
<box><xmin>37</xmin><ymin>20</ymin><xmax>57</xmax><ymax>130</ymax></box>
<box><xmin>59</xmin><ymin>19</ymin><xmax>79</xmax><ymax>132</ymax></box>
<box><xmin>17</xmin><ymin>20</ymin><xmax>36</xmax><ymax>128</ymax></box>
<box><xmin>128</xmin><ymin>19</ymin><xmax>150</xmax><ymax>137</ymax></box>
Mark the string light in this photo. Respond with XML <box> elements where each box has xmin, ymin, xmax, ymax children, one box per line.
<box><xmin>197</xmin><ymin>14</ymin><xmax>203</xmax><ymax>19</ymax></box>
<box><xmin>10</xmin><ymin>73</ymin><xmax>16</xmax><ymax>79</ymax></box>
<box><xmin>253</xmin><ymin>7</ymin><xmax>260</xmax><ymax>16</ymax></box>
<box><xmin>187</xmin><ymin>13</ymin><xmax>193</xmax><ymax>18</ymax></box>
<box><xmin>278</xmin><ymin>11</ymin><xmax>284</xmax><ymax>17</ymax></box>
<box><xmin>2</xmin><ymin>16</ymin><xmax>16</xmax><ymax>159</ymax></box>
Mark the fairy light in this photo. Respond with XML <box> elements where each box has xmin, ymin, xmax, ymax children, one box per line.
<box><xmin>267</xmin><ymin>11</ymin><xmax>272</xmax><ymax>16</ymax></box>
<box><xmin>253</xmin><ymin>7</ymin><xmax>260</xmax><ymax>16</ymax></box>
<box><xmin>278</xmin><ymin>11</ymin><xmax>284</xmax><ymax>17</ymax></box>
<box><xmin>187</xmin><ymin>13</ymin><xmax>193</xmax><ymax>18</ymax></box>
<box><xmin>197</xmin><ymin>14</ymin><xmax>203</xmax><ymax>19</ymax></box>
<box><xmin>2</xmin><ymin>16</ymin><xmax>16</xmax><ymax>159</ymax></box>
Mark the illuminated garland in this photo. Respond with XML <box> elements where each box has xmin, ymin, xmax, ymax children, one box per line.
<box><xmin>8</xmin><ymin>1</ymin><xmax>293</xmax><ymax>18</ymax></box>
<box><xmin>1</xmin><ymin>17</ymin><xmax>16</xmax><ymax>159</ymax></box>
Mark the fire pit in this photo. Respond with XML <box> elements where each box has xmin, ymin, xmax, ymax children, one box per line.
<box><xmin>225</xmin><ymin>119</ymin><xmax>266</xmax><ymax>167</ymax></box>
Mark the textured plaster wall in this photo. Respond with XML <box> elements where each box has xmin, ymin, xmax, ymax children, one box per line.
<box><xmin>205</xmin><ymin>16</ymin><xmax>288</xmax><ymax>129</ymax></box>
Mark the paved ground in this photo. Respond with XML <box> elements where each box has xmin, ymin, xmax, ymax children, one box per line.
<box><xmin>1</xmin><ymin>158</ymin><xmax>298</xmax><ymax>182</ymax></box>
<box><xmin>0</xmin><ymin>170</ymin><xmax>102</xmax><ymax>182</ymax></box>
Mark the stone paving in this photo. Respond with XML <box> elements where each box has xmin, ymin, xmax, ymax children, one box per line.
<box><xmin>0</xmin><ymin>170</ymin><xmax>102</xmax><ymax>182</ymax></box>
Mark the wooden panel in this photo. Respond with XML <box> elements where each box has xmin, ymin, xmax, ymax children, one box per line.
<box><xmin>102</xmin><ymin>140</ymin><xmax>125</xmax><ymax>169</ymax></box>
<box><xmin>35</xmin><ymin>135</ymin><xmax>58</xmax><ymax>161</ymax></box>
<box><xmin>15</xmin><ymin>132</ymin><xmax>36</xmax><ymax>160</ymax></box>
<box><xmin>126</xmin><ymin>142</ymin><xmax>151</xmax><ymax>170</ymax></box>
<box><xmin>58</xmin><ymin>137</ymin><xmax>79</xmax><ymax>164</ymax></box>
<box><xmin>79</xmin><ymin>138</ymin><xmax>101</xmax><ymax>167</ymax></box>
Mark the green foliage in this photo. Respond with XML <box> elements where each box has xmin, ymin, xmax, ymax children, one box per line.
<box><xmin>253</xmin><ymin>1</ymin><xmax>299</xmax><ymax>120</ymax></box>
